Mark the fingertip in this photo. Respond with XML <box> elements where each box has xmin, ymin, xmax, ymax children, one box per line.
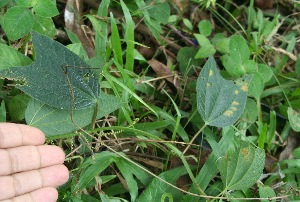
<box><xmin>31</xmin><ymin>187</ymin><xmax>58</xmax><ymax>202</ymax></box>
<box><xmin>21</xmin><ymin>124</ymin><xmax>45</xmax><ymax>145</ymax></box>
<box><xmin>58</xmin><ymin>165</ymin><xmax>70</xmax><ymax>185</ymax></box>
<box><xmin>0</xmin><ymin>123</ymin><xmax>46</xmax><ymax>148</ymax></box>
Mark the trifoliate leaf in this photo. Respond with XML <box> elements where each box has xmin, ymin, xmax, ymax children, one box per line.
<box><xmin>221</xmin><ymin>35</ymin><xmax>250</xmax><ymax>77</ymax></box>
<box><xmin>197</xmin><ymin>56</ymin><xmax>250</xmax><ymax>127</ymax></box>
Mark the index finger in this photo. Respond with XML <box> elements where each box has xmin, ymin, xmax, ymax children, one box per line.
<box><xmin>0</xmin><ymin>123</ymin><xmax>45</xmax><ymax>148</ymax></box>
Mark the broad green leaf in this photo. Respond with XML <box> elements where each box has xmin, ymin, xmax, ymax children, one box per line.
<box><xmin>32</xmin><ymin>15</ymin><xmax>56</xmax><ymax>38</ymax></box>
<box><xmin>211</xmin><ymin>33</ymin><xmax>229</xmax><ymax>54</ymax></box>
<box><xmin>198</xmin><ymin>20</ymin><xmax>212</xmax><ymax>37</ymax></box>
<box><xmin>66</xmin><ymin>43</ymin><xmax>89</xmax><ymax>61</ymax></box>
<box><xmin>195</xmin><ymin>43</ymin><xmax>216</xmax><ymax>59</ymax></box>
<box><xmin>288</xmin><ymin>107</ymin><xmax>300</xmax><ymax>132</ymax></box>
<box><xmin>219</xmin><ymin>141</ymin><xmax>265</xmax><ymax>190</ymax></box>
<box><xmin>241</xmin><ymin>98</ymin><xmax>258</xmax><ymax>124</ymax></box>
<box><xmin>0</xmin><ymin>32</ymin><xmax>99</xmax><ymax>110</ymax></box>
<box><xmin>258</xmin><ymin>64</ymin><xmax>272</xmax><ymax>83</ymax></box>
<box><xmin>183</xmin><ymin>18</ymin><xmax>193</xmax><ymax>30</ymax></box>
<box><xmin>15</xmin><ymin>0</ymin><xmax>31</xmax><ymax>7</ymax></box>
<box><xmin>248</xmin><ymin>72</ymin><xmax>264</xmax><ymax>100</ymax></box>
<box><xmin>31</xmin><ymin>0</ymin><xmax>59</xmax><ymax>17</ymax></box>
<box><xmin>243</xmin><ymin>60</ymin><xmax>257</xmax><ymax>73</ymax></box>
<box><xmin>25</xmin><ymin>92</ymin><xmax>122</xmax><ymax>136</ymax></box>
<box><xmin>194</xmin><ymin>34</ymin><xmax>211</xmax><ymax>46</ymax></box>
<box><xmin>259</xmin><ymin>186</ymin><xmax>276</xmax><ymax>202</ymax></box>
<box><xmin>197</xmin><ymin>56</ymin><xmax>250</xmax><ymax>127</ymax></box>
<box><xmin>0</xmin><ymin>43</ymin><xmax>32</xmax><ymax>70</ymax></box>
<box><xmin>138</xmin><ymin>166</ymin><xmax>187</xmax><ymax>201</ymax></box>
<box><xmin>2</xmin><ymin>6</ymin><xmax>34</xmax><ymax>40</ymax></box>
<box><xmin>194</xmin><ymin>34</ymin><xmax>216</xmax><ymax>58</ymax></box>
<box><xmin>148</xmin><ymin>2</ymin><xmax>170</xmax><ymax>24</ymax></box>
<box><xmin>221</xmin><ymin>35</ymin><xmax>250</xmax><ymax>77</ymax></box>
<box><xmin>292</xmin><ymin>147</ymin><xmax>300</xmax><ymax>159</ymax></box>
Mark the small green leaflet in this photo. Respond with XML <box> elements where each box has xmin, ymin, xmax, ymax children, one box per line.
<box><xmin>219</xmin><ymin>141</ymin><xmax>265</xmax><ymax>190</ymax></box>
<box><xmin>197</xmin><ymin>56</ymin><xmax>250</xmax><ymax>127</ymax></box>
<box><xmin>0</xmin><ymin>32</ymin><xmax>99</xmax><ymax>110</ymax></box>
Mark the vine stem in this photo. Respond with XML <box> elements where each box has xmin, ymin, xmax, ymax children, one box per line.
<box><xmin>183</xmin><ymin>123</ymin><xmax>207</xmax><ymax>154</ymax></box>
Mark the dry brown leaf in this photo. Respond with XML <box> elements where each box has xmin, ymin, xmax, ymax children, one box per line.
<box><xmin>148</xmin><ymin>59</ymin><xmax>183</xmax><ymax>97</ymax></box>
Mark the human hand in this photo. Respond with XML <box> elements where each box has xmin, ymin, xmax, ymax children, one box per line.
<box><xmin>0</xmin><ymin>123</ymin><xmax>69</xmax><ymax>202</ymax></box>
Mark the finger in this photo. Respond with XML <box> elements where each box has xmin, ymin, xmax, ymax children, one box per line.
<box><xmin>0</xmin><ymin>165</ymin><xmax>69</xmax><ymax>200</ymax></box>
<box><xmin>0</xmin><ymin>187</ymin><xmax>58</xmax><ymax>202</ymax></box>
<box><xmin>0</xmin><ymin>145</ymin><xmax>65</xmax><ymax>175</ymax></box>
<box><xmin>0</xmin><ymin>123</ymin><xmax>45</xmax><ymax>149</ymax></box>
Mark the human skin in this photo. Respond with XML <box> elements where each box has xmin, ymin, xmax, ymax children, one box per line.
<box><xmin>0</xmin><ymin>123</ymin><xmax>69</xmax><ymax>202</ymax></box>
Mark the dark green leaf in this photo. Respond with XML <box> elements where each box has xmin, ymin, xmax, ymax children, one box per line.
<box><xmin>177</xmin><ymin>47</ymin><xmax>202</xmax><ymax>76</ymax></box>
<box><xmin>0</xmin><ymin>32</ymin><xmax>99</xmax><ymax>110</ymax></box>
<box><xmin>197</xmin><ymin>56</ymin><xmax>250</xmax><ymax>127</ymax></box>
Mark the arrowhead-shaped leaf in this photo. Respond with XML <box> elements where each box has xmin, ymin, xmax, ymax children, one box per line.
<box><xmin>197</xmin><ymin>56</ymin><xmax>250</xmax><ymax>127</ymax></box>
<box><xmin>0</xmin><ymin>32</ymin><xmax>99</xmax><ymax>110</ymax></box>
<box><xmin>218</xmin><ymin>141</ymin><xmax>265</xmax><ymax>190</ymax></box>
